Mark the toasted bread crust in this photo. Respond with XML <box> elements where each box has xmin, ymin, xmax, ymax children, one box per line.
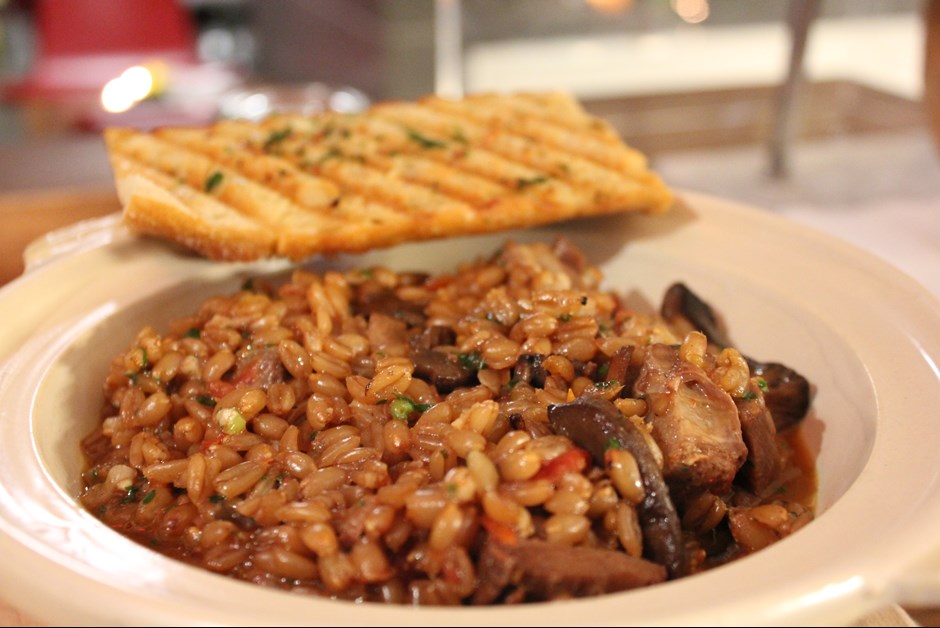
<box><xmin>104</xmin><ymin>91</ymin><xmax>674</xmax><ymax>261</ymax></box>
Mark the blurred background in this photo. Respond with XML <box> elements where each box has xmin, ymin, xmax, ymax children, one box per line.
<box><xmin>0</xmin><ymin>0</ymin><xmax>937</xmax><ymax>298</ymax></box>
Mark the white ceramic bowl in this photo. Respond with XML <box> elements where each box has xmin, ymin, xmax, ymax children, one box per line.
<box><xmin>1</xmin><ymin>190</ymin><xmax>939</xmax><ymax>626</ymax></box>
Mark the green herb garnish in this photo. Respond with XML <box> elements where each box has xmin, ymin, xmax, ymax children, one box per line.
<box><xmin>516</xmin><ymin>175</ymin><xmax>549</xmax><ymax>189</ymax></box>
<box><xmin>195</xmin><ymin>394</ymin><xmax>216</xmax><ymax>407</ymax></box>
<box><xmin>407</xmin><ymin>129</ymin><xmax>446</xmax><ymax>149</ymax></box>
<box><xmin>263</xmin><ymin>127</ymin><xmax>291</xmax><ymax>150</ymax></box>
<box><xmin>121</xmin><ymin>485</ymin><xmax>140</xmax><ymax>504</ymax></box>
<box><xmin>204</xmin><ymin>170</ymin><xmax>224</xmax><ymax>193</ymax></box>
<box><xmin>457</xmin><ymin>351</ymin><xmax>486</xmax><ymax>372</ymax></box>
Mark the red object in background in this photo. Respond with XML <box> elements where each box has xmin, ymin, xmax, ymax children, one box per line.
<box><xmin>5</xmin><ymin>0</ymin><xmax>198</xmax><ymax>101</ymax></box>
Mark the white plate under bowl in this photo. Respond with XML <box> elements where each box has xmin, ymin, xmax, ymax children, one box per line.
<box><xmin>0</xmin><ymin>189</ymin><xmax>939</xmax><ymax>626</ymax></box>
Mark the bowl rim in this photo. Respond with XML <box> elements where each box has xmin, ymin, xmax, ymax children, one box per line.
<box><xmin>0</xmin><ymin>189</ymin><xmax>939</xmax><ymax>626</ymax></box>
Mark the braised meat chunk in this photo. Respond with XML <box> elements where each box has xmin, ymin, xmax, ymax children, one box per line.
<box><xmin>633</xmin><ymin>343</ymin><xmax>748</xmax><ymax>497</ymax></box>
<box><xmin>474</xmin><ymin>539</ymin><xmax>667</xmax><ymax>604</ymax></box>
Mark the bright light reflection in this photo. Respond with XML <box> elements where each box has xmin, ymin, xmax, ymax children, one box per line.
<box><xmin>672</xmin><ymin>0</ymin><xmax>710</xmax><ymax>24</ymax></box>
<box><xmin>100</xmin><ymin>65</ymin><xmax>155</xmax><ymax>113</ymax></box>
<box><xmin>239</xmin><ymin>93</ymin><xmax>272</xmax><ymax>119</ymax></box>
<box><xmin>584</xmin><ymin>0</ymin><xmax>634</xmax><ymax>14</ymax></box>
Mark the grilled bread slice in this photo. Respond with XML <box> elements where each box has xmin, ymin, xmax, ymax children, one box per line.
<box><xmin>104</xmin><ymin>91</ymin><xmax>674</xmax><ymax>262</ymax></box>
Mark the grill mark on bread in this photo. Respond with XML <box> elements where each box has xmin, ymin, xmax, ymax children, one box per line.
<box><xmin>223</xmin><ymin>108</ymin><xmax>639</xmax><ymax>222</ymax></box>
<box><xmin>104</xmin><ymin>91</ymin><xmax>674</xmax><ymax>261</ymax></box>
<box><xmin>109</xmin><ymin>155</ymin><xmax>277</xmax><ymax>260</ymax></box>
<box><xmin>370</xmin><ymin>101</ymin><xmax>663</xmax><ymax>215</ymax></box>
<box><xmin>252</xmin><ymin>113</ymin><xmax>531</xmax><ymax>215</ymax></box>
<box><xmin>154</xmin><ymin>119</ymin><xmax>481</xmax><ymax>225</ymax></box>
<box><xmin>108</xmin><ymin>129</ymin><xmax>324</xmax><ymax>229</ymax></box>
<box><xmin>423</xmin><ymin>94</ymin><xmax>649</xmax><ymax>174</ymax></box>
<box><xmin>272</xmin><ymin>114</ymin><xmax>516</xmax><ymax>208</ymax></box>
<box><xmin>127</xmin><ymin>125</ymin><xmax>434</xmax><ymax>252</ymax></box>
<box><xmin>154</xmin><ymin>127</ymin><xmax>342</xmax><ymax>209</ymax></box>
<box><xmin>144</xmin><ymin>128</ymin><xmax>443</xmax><ymax>254</ymax></box>
<box><xmin>316</xmin><ymin>108</ymin><xmax>606</xmax><ymax>223</ymax></box>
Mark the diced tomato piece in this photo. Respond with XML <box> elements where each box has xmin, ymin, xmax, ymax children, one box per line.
<box><xmin>231</xmin><ymin>358</ymin><xmax>259</xmax><ymax>384</ymax></box>
<box><xmin>206</xmin><ymin>380</ymin><xmax>235</xmax><ymax>399</ymax></box>
<box><xmin>533</xmin><ymin>447</ymin><xmax>590</xmax><ymax>482</ymax></box>
<box><xmin>481</xmin><ymin>516</ymin><xmax>518</xmax><ymax>547</ymax></box>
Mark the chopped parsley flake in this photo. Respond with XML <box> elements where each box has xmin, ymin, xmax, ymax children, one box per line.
<box><xmin>407</xmin><ymin>129</ymin><xmax>446</xmax><ymax>149</ymax></box>
<box><xmin>516</xmin><ymin>175</ymin><xmax>549</xmax><ymax>189</ymax></box>
<box><xmin>195</xmin><ymin>394</ymin><xmax>216</xmax><ymax>408</ymax></box>
<box><xmin>457</xmin><ymin>351</ymin><xmax>486</xmax><ymax>372</ymax></box>
<box><xmin>121</xmin><ymin>485</ymin><xmax>140</xmax><ymax>504</ymax></box>
<box><xmin>263</xmin><ymin>128</ymin><xmax>291</xmax><ymax>150</ymax></box>
<box><xmin>204</xmin><ymin>171</ymin><xmax>224</xmax><ymax>193</ymax></box>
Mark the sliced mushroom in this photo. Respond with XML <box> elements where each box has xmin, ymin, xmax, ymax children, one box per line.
<box><xmin>660</xmin><ymin>282</ymin><xmax>811</xmax><ymax>431</ymax></box>
<box><xmin>411</xmin><ymin>347</ymin><xmax>474</xmax><ymax>393</ymax></box>
<box><xmin>356</xmin><ymin>287</ymin><xmax>427</xmax><ymax>327</ymax></box>
<box><xmin>512</xmin><ymin>353</ymin><xmax>547</xmax><ymax>388</ymax></box>
<box><xmin>547</xmin><ymin>396</ymin><xmax>690</xmax><ymax>579</ymax></box>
